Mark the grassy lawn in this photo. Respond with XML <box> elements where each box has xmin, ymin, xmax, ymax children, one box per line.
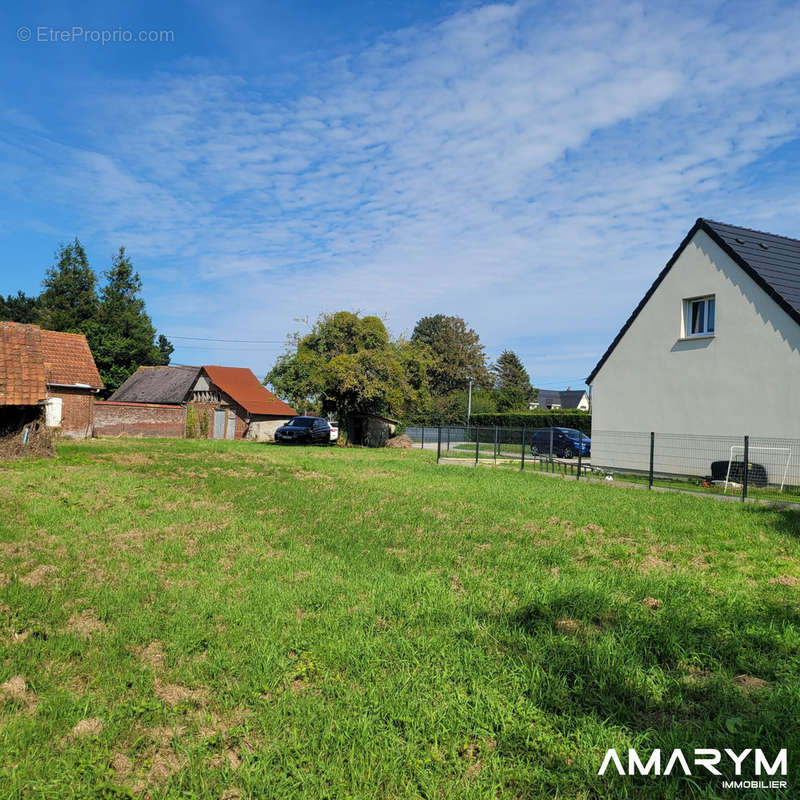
<box><xmin>1</xmin><ymin>439</ymin><xmax>799</xmax><ymax>799</ymax></box>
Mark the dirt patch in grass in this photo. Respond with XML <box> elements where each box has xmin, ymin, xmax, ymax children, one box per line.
<box><xmin>133</xmin><ymin>746</ymin><xmax>186</xmax><ymax>793</ymax></box>
<box><xmin>210</xmin><ymin>746</ymin><xmax>243</xmax><ymax>771</ymax></box>
<box><xmin>154</xmin><ymin>681</ymin><xmax>208</xmax><ymax>707</ymax></box>
<box><xmin>582</xmin><ymin>523</ymin><xmax>605</xmax><ymax>534</ymax></box>
<box><xmin>639</xmin><ymin>555</ymin><xmax>674</xmax><ymax>573</ymax></box>
<box><xmin>642</xmin><ymin>597</ymin><xmax>662</xmax><ymax>610</ymax></box>
<box><xmin>65</xmin><ymin>610</ymin><xmax>107</xmax><ymax>637</ymax></box>
<box><xmin>556</xmin><ymin>618</ymin><xmax>601</xmax><ymax>637</ymax></box>
<box><xmin>135</xmin><ymin>641</ymin><xmax>166</xmax><ymax>669</ymax></box>
<box><xmin>769</xmin><ymin>574</ymin><xmax>799</xmax><ymax>587</ymax></box>
<box><xmin>66</xmin><ymin>717</ymin><xmax>104</xmax><ymax>740</ymax></box>
<box><xmin>20</xmin><ymin>564</ymin><xmax>58</xmax><ymax>587</ymax></box>
<box><xmin>0</xmin><ymin>541</ymin><xmax>32</xmax><ymax>560</ymax></box>
<box><xmin>110</xmin><ymin>752</ymin><xmax>132</xmax><ymax>778</ymax></box>
<box><xmin>460</xmin><ymin>737</ymin><xmax>496</xmax><ymax>779</ymax></box>
<box><xmin>108</xmin><ymin>453</ymin><xmax>155</xmax><ymax>467</ymax></box>
<box><xmin>450</xmin><ymin>573</ymin><xmax>466</xmax><ymax>598</ymax></box>
<box><xmin>734</xmin><ymin>674</ymin><xmax>768</xmax><ymax>692</ymax></box>
<box><xmin>0</xmin><ymin>675</ymin><xmax>36</xmax><ymax>712</ymax></box>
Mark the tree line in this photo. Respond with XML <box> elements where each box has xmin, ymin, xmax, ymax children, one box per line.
<box><xmin>266</xmin><ymin>311</ymin><xmax>538</xmax><ymax>426</ymax></box>
<box><xmin>0</xmin><ymin>238</ymin><xmax>173</xmax><ymax>394</ymax></box>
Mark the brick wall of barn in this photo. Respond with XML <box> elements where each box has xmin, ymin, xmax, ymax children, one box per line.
<box><xmin>47</xmin><ymin>387</ymin><xmax>95</xmax><ymax>439</ymax></box>
<box><xmin>93</xmin><ymin>401</ymin><xmax>186</xmax><ymax>438</ymax></box>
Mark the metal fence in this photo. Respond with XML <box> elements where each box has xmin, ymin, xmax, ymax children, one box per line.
<box><xmin>426</xmin><ymin>425</ymin><xmax>800</xmax><ymax>504</ymax></box>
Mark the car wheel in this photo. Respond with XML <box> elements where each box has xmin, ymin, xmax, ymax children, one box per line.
<box><xmin>530</xmin><ymin>445</ymin><xmax>539</xmax><ymax>456</ymax></box>
<box><xmin>563</xmin><ymin>447</ymin><xmax>573</xmax><ymax>459</ymax></box>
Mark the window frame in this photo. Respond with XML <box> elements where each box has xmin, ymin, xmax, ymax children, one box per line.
<box><xmin>683</xmin><ymin>295</ymin><xmax>716</xmax><ymax>338</ymax></box>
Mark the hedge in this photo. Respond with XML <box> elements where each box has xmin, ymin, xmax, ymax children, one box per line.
<box><xmin>468</xmin><ymin>410</ymin><xmax>591</xmax><ymax>435</ymax></box>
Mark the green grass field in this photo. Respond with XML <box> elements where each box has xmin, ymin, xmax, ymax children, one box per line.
<box><xmin>1</xmin><ymin>439</ymin><xmax>799</xmax><ymax>799</ymax></box>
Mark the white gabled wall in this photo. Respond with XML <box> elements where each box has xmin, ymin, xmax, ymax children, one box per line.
<box><xmin>590</xmin><ymin>229</ymin><xmax>800</xmax><ymax>472</ymax></box>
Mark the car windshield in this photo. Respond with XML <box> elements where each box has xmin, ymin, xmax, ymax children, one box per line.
<box><xmin>560</xmin><ymin>429</ymin><xmax>583</xmax><ymax>440</ymax></box>
<box><xmin>288</xmin><ymin>417</ymin><xmax>315</xmax><ymax>427</ymax></box>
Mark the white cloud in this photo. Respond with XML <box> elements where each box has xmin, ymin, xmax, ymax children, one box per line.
<box><xmin>3</xmin><ymin>0</ymin><xmax>800</xmax><ymax>382</ymax></box>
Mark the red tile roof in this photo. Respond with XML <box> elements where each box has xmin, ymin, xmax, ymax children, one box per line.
<box><xmin>39</xmin><ymin>329</ymin><xmax>103</xmax><ymax>389</ymax></box>
<box><xmin>202</xmin><ymin>365</ymin><xmax>297</xmax><ymax>416</ymax></box>
<box><xmin>0</xmin><ymin>321</ymin><xmax>47</xmax><ymax>406</ymax></box>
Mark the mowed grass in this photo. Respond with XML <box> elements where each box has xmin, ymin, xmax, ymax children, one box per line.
<box><xmin>1</xmin><ymin>439</ymin><xmax>799</xmax><ymax>800</ymax></box>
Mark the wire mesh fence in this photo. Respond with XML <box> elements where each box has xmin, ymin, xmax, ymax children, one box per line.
<box><xmin>427</xmin><ymin>424</ymin><xmax>800</xmax><ymax>505</ymax></box>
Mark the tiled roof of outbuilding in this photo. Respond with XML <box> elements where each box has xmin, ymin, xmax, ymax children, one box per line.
<box><xmin>202</xmin><ymin>365</ymin><xmax>297</xmax><ymax>416</ymax></box>
<box><xmin>39</xmin><ymin>329</ymin><xmax>103</xmax><ymax>388</ymax></box>
<box><xmin>0</xmin><ymin>321</ymin><xmax>47</xmax><ymax>406</ymax></box>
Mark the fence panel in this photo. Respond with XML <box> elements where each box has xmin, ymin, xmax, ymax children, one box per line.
<box><xmin>430</xmin><ymin>424</ymin><xmax>800</xmax><ymax>505</ymax></box>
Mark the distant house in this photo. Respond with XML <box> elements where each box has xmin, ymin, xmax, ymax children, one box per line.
<box><xmin>587</xmin><ymin>218</ymin><xmax>800</xmax><ymax>476</ymax></box>
<box><xmin>0</xmin><ymin>322</ymin><xmax>102</xmax><ymax>438</ymax></box>
<box><xmin>109</xmin><ymin>364</ymin><xmax>297</xmax><ymax>440</ymax></box>
<box><xmin>529</xmin><ymin>389</ymin><xmax>590</xmax><ymax>411</ymax></box>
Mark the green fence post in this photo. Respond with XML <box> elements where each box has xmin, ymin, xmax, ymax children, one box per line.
<box><xmin>475</xmin><ymin>427</ymin><xmax>480</xmax><ymax>465</ymax></box>
<box><xmin>521</xmin><ymin>426</ymin><xmax>526</xmax><ymax>471</ymax></box>
<box><xmin>742</xmin><ymin>435</ymin><xmax>749</xmax><ymax>502</ymax></box>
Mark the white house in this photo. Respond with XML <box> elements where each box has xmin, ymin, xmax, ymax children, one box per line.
<box><xmin>529</xmin><ymin>389</ymin><xmax>590</xmax><ymax>411</ymax></box>
<box><xmin>587</xmin><ymin>218</ymin><xmax>800</xmax><ymax>479</ymax></box>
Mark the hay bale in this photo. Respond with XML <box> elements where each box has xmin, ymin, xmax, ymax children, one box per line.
<box><xmin>0</xmin><ymin>408</ymin><xmax>55</xmax><ymax>461</ymax></box>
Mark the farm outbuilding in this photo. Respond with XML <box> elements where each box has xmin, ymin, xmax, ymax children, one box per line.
<box><xmin>108</xmin><ymin>364</ymin><xmax>297</xmax><ymax>440</ymax></box>
<box><xmin>38</xmin><ymin>328</ymin><xmax>104</xmax><ymax>438</ymax></box>
<box><xmin>0</xmin><ymin>321</ymin><xmax>102</xmax><ymax>440</ymax></box>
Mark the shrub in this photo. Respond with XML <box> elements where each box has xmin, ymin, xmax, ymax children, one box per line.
<box><xmin>185</xmin><ymin>406</ymin><xmax>197</xmax><ymax>438</ymax></box>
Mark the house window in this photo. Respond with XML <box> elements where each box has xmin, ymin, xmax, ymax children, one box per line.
<box><xmin>685</xmin><ymin>296</ymin><xmax>715</xmax><ymax>337</ymax></box>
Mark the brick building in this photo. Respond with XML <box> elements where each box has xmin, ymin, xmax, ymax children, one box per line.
<box><xmin>108</xmin><ymin>364</ymin><xmax>296</xmax><ymax>440</ymax></box>
<box><xmin>39</xmin><ymin>329</ymin><xmax>103</xmax><ymax>438</ymax></box>
<box><xmin>0</xmin><ymin>321</ymin><xmax>102</xmax><ymax>438</ymax></box>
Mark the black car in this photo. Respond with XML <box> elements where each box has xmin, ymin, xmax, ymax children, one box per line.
<box><xmin>529</xmin><ymin>427</ymin><xmax>590</xmax><ymax>459</ymax></box>
<box><xmin>274</xmin><ymin>416</ymin><xmax>332</xmax><ymax>444</ymax></box>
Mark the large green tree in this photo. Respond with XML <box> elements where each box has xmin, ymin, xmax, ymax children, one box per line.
<box><xmin>86</xmin><ymin>247</ymin><xmax>173</xmax><ymax>392</ymax></box>
<box><xmin>491</xmin><ymin>350</ymin><xmax>536</xmax><ymax>411</ymax></box>
<box><xmin>266</xmin><ymin>312</ymin><xmax>431</xmax><ymax>435</ymax></box>
<box><xmin>38</xmin><ymin>239</ymin><xmax>98</xmax><ymax>332</ymax></box>
<box><xmin>411</xmin><ymin>314</ymin><xmax>491</xmax><ymax>396</ymax></box>
<box><xmin>0</xmin><ymin>291</ymin><xmax>39</xmax><ymax>323</ymax></box>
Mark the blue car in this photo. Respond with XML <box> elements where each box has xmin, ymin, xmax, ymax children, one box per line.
<box><xmin>529</xmin><ymin>427</ymin><xmax>590</xmax><ymax>458</ymax></box>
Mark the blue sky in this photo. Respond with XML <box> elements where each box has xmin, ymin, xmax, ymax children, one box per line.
<box><xmin>2</xmin><ymin>0</ymin><xmax>800</xmax><ymax>390</ymax></box>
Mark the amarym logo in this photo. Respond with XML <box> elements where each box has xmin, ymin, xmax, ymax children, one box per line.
<box><xmin>598</xmin><ymin>748</ymin><xmax>787</xmax><ymax>778</ymax></box>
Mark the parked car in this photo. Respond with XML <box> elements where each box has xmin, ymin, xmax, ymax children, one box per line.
<box><xmin>328</xmin><ymin>421</ymin><xmax>340</xmax><ymax>442</ymax></box>
<box><xmin>274</xmin><ymin>416</ymin><xmax>331</xmax><ymax>444</ymax></box>
<box><xmin>529</xmin><ymin>427</ymin><xmax>591</xmax><ymax>458</ymax></box>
